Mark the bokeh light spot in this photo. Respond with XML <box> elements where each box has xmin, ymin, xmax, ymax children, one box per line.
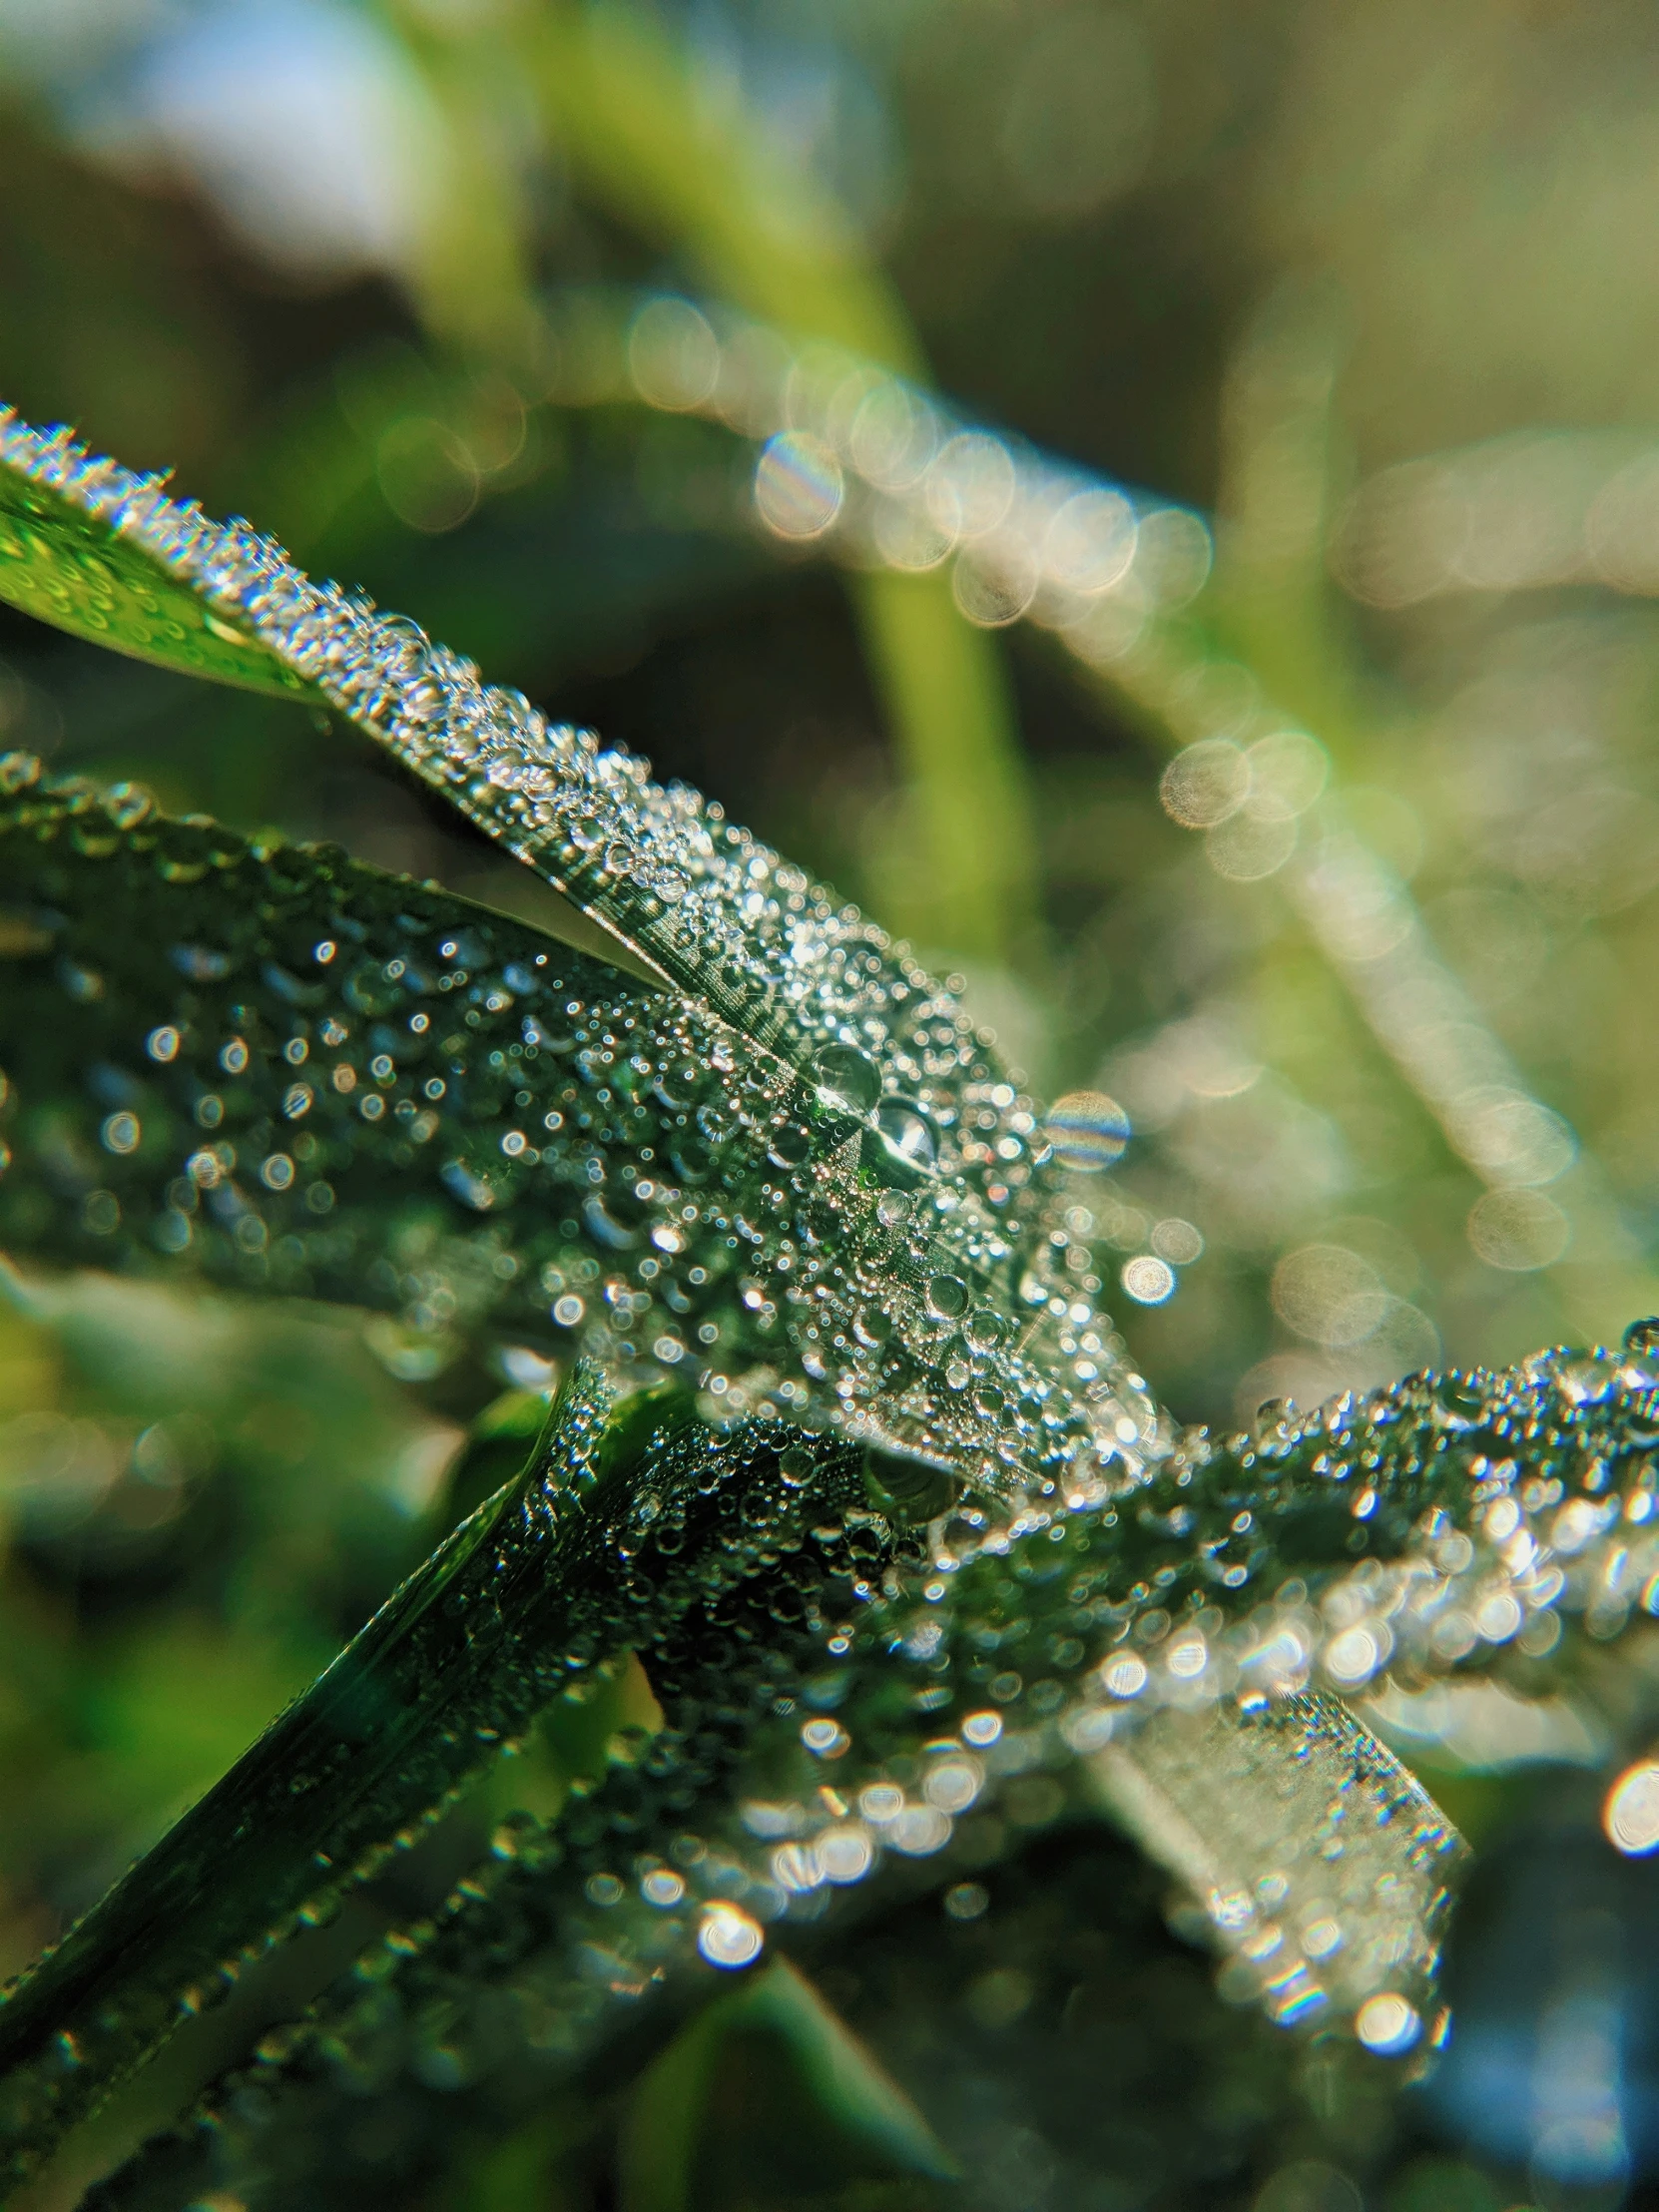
<box><xmin>1603</xmin><ymin>1760</ymin><xmax>1659</xmax><ymax>1854</ymax></box>
<box><xmin>755</xmin><ymin>431</ymin><xmax>843</xmax><ymax>539</ymax></box>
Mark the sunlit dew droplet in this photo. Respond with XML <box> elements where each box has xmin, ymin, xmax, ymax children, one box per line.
<box><xmin>755</xmin><ymin>431</ymin><xmax>844</xmax><ymax>540</ymax></box>
<box><xmin>145</xmin><ymin>1024</ymin><xmax>180</xmax><ymax>1063</ymax></box>
<box><xmin>872</xmin><ymin>1098</ymin><xmax>936</xmax><ymax>1175</ymax></box>
<box><xmin>1466</xmin><ymin>1187</ymin><xmax>1572</xmax><ymax>1272</ymax></box>
<box><xmin>888</xmin><ymin>1804</ymin><xmax>953</xmax><ymax>1855</ymax></box>
<box><xmin>810</xmin><ymin>1041</ymin><xmax>880</xmax><ymax>1117</ymax></box>
<box><xmin>1603</xmin><ymin>1760</ymin><xmax>1659</xmax><ymax>1855</ymax></box>
<box><xmin>100</xmin><ymin>1111</ymin><xmax>140</xmax><ymax>1155</ymax></box>
<box><xmin>923</xmin><ymin>431</ymin><xmax>1017</xmax><ymax>542</ymax></box>
<box><xmin>1243</xmin><ymin>729</ymin><xmax>1328</xmax><ymax>822</ymax></box>
<box><xmin>965</xmin><ymin>1307</ymin><xmax>1006</xmax><ymax>1353</ymax></box>
<box><xmin>1043</xmin><ymin>1089</ymin><xmax>1129</xmax><ymax>1172</ymax></box>
<box><xmin>868</xmin><ymin>495</ymin><xmax>954</xmax><ymax>572</ymax></box>
<box><xmin>1354</xmin><ymin>1992</ymin><xmax>1421</xmax><ymax>2055</ymax></box>
<box><xmin>926</xmin><ymin>1272</ymin><xmax>969</xmax><ymax>1321</ymax></box>
<box><xmin>1121</xmin><ymin>1255</ymin><xmax>1175</xmax><ymax>1305</ymax></box>
<box><xmin>859</xmin><ymin>1784</ymin><xmax>905</xmax><ymax>1824</ymax></box>
<box><xmin>1151</xmin><ymin>1217</ymin><xmax>1203</xmax><ymax>1265</ymax></box>
<box><xmin>1205</xmin><ymin>808</ymin><xmax>1297</xmax><ymax>883</ymax></box>
<box><xmin>698</xmin><ymin>1903</ymin><xmax>763</xmax><ymax>1970</ymax></box>
<box><xmin>818</xmin><ymin>1825</ymin><xmax>873</xmax><ymax>1884</ymax></box>
<box><xmin>777</xmin><ymin>1445</ymin><xmax>815</xmax><ymax>1489</ymax></box>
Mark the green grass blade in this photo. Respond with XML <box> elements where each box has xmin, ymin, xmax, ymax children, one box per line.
<box><xmin>617</xmin><ymin>1957</ymin><xmax>958</xmax><ymax>2212</ymax></box>
<box><xmin>0</xmin><ymin>760</ymin><xmax>1123</xmax><ymax>1490</ymax></box>
<box><xmin>85</xmin><ymin>1334</ymin><xmax>1659</xmax><ymax>2206</ymax></box>
<box><xmin>0</xmin><ymin>1371</ymin><xmax>867</xmax><ymax>2188</ymax></box>
<box><xmin>0</xmin><ymin>426</ymin><xmax>320</xmax><ymax>704</ymax></box>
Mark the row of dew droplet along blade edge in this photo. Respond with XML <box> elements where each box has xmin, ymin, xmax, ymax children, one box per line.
<box><xmin>0</xmin><ymin>406</ymin><xmax>1165</xmax><ymax>1500</ymax></box>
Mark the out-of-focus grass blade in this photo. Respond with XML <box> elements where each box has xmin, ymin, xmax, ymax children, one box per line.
<box><xmin>618</xmin><ymin>1956</ymin><xmax>958</xmax><ymax>2212</ymax></box>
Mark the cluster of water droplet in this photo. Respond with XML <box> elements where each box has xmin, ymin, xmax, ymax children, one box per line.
<box><xmin>0</xmin><ymin>405</ymin><xmax>1170</xmax><ymax>1495</ymax></box>
<box><xmin>72</xmin><ymin>1323</ymin><xmax>1659</xmax><ymax>2208</ymax></box>
<box><xmin>0</xmin><ymin>760</ymin><xmax>1166</xmax><ymax>1492</ymax></box>
<box><xmin>7</xmin><ymin>397</ymin><xmax>1658</xmax><ymax>2206</ymax></box>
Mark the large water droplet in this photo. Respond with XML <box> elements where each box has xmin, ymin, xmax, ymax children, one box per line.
<box><xmin>810</xmin><ymin>1042</ymin><xmax>881</xmax><ymax>1117</ymax></box>
<box><xmin>871</xmin><ymin>1098</ymin><xmax>936</xmax><ymax>1179</ymax></box>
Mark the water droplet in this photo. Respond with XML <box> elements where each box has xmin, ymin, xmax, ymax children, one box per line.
<box><xmin>926</xmin><ymin>1273</ymin><xmax>969</xmax><ymax>1321</ymax></box>
<box><xmin>870</xmin><ymin>1098</ymin><xmax>935</xmax><ymax>1179</ymax></box>
<box><xmin>1604</xmin><ymin>1761</ymin><xmax>1659</xmax><ymax>1855</ymax></box>
<box><xmin>778</xmin><ymin>1446</ymin><xmax>815</xmax><ymax>1488</ymax></box>
<box><xmin>1121</xmin><ymin>1254</ymin><xmax>1175</xmax><ymax>1305</ymax></box>
<box><xmin>755</xmin><ymin>432</ymin><xmax>843</xmax><ymax>540</ymax></box>
<box><xmin>810</xmin><ymin>1042</ymin><xmax>881</xmax><ymax>1117</ymax></box>
<box><xmin>965</xmin><ymin>1307</ymin><xmax>1006</xmax><ymax>1354</ymax></box>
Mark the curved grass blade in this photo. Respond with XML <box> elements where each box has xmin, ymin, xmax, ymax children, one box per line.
<box><xmin>0</xmin><ymin>412</ymin><xmax>1149</xmax><ymax>1488</ymax></box>
<box><xmin>0</xmin><ymin>761</ymin><xmax>1135</xmax><ymax>1487</ymax></box>
<box><xmin>86</xmin><ymin>1329</ymin><xmax>1659</xmax><ymax>2208</ymax></box>
<box><xmin>0</xmin><ymin>404</ymin><xmax>980</xmax><ymax>1077</ymax></box>
<box><xmin>0</xmin><ymin>1362</ymin><xmax>874</xmax><ymax>2189</ymax></box>
<box><xmin>0</xmin><ymin>428</ymin><xmax>320</xmax><ymax>704</ymax></box>
<box><xmin>390</xmin><ymin>1</ymin><xmax>1039</xmax><ymax>967</ymax></box>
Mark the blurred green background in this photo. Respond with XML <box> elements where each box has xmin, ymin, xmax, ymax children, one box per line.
<box><xmin>5</xmin><ymin>0</ymin><xmax>1659</xmax><ymax>2194</ymax></box>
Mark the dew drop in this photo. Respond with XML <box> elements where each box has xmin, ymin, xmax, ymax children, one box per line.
<box><xmin>965</xmin><ymin>1307</ymin><xmax>1006</xmax><ymax>1353</ymax></box>
<box><xmin>810</xmin><ymin>1042</ymin><xmax>881</xmax><ymax>1117</ymax></box>
<box><xmin>871</xmin><ymin>1099</ymin><xmax>936</xmax><ymax>1178</ymax></box>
